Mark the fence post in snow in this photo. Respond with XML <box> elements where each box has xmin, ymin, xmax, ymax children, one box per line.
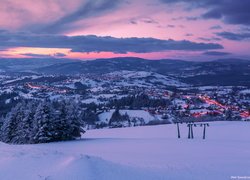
<box><xmin>177</xmin><ymin>122</ymin><xmax>180</xmax><ymax>138</ymax></box>
<box><xmin>202</xmin><ymin>123</ymin><xmax>209</xmax><ymax>139</ymax></box>
<box><xmin>190</xmin><ymin>124</ymin><xmax>194</xmax><ymax>139</ymax></box>
<box><xmin>187</xmin><ymin>122</ymin><xmax>195</xmax><ymax>139</ymax></box>
<box><xmin>187</xmin><ymin>123</ymin><xmax>191</xmax><ymax>139</ymax></box>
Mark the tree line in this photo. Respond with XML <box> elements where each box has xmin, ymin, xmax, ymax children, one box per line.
<box><xmin>107</xmin><ymin>94</ymin><xmax>171</xmax><ymax>109</ymax></box>
<box><xmin>0</xmin><ymin>99</ymin><xmax>86</xmax><ymax>144</ymax></box>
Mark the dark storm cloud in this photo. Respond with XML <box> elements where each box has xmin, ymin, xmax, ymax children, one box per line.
<box><xmin>160</xmin><ymin>0</ymin><xmax>250</xmax><ymax>26</ymax></box>
<box><xmin>0</xmin><ymin>31</ymin><xmax>223</xmax><ymax>53</ymax></box>
<box><xmin>203</xmin><ymin>51</ymin><xmax>231</xmax><ymax>56</ymax></box>
<box><xmin>216</xmin><ymin>32</ymin><xmax>250</xmax><ymax>41</ymax></box>
<box><xmin>35</xmin><ymin>0</ymin><xmax>123</xmax><ymax>33</ymax></box>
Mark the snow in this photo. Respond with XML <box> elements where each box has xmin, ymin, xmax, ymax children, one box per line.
<box><xmin>2</xmin><ymin>75</ymin><xmax>41</xmax><ymax>84</ymax></box>
<box><xmin>82</xmin><ymin>98</ymin><xmax>100</xmax><ymax>104</ymax></box>
<box><xmin>0</xmin><ymin>88</ymin><xmax>13</xmax><ymax>94</ymax></box>
<box><xmin>173</xmin><ymin>99</ymin><xmax>187</xmax><ymax>108</ymax></box>
<box><xmin>1</xmin><ymin>121</ymin><xmax>250</xmax><ymax>180</ymax></box>
<box><xmin>107</xmin><ymin>70</ymin><xmax>153</xmax><ymax>78</ymax></box>
<box><xmin>90</xmin><ymin>87</ymin><xmax>104</xmax><ymax>92</ymax></box>
<box><xmin>81</xmin><ymin>94</ymin><xmax>128</xmax><ymax>105</ymax></box>
<box><xmin>18</xmin><ymin>92</ymin><xmax>33</xmax><ymax>99</ymax></box>
<box><xmin>107</xmin><ymin>70</ymin><xmax>188</xmax><ymax>87</ymax></box>
<box><xmin>240</xmin><ymin>89</ymin><xmax>250</xmax><ymax>94</ymax></box>
<box><xmin>5</xmin><ymin>99</ymin><xmax>11</xmax><ymax>104</ymax></box>
<box><xmin>190</xmin><ymin>109</ymin><xmax>210</xmax><ymax>113</ymax></box>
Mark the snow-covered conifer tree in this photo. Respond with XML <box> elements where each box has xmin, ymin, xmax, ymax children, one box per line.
<box><xmin>66</xmin><ymin>101</ymin><xmax>84</xmax><ymax>139</ymax></box>
<box><xmin>0</xmin><ymin>103</ymin><xmax>23</xmax><ymax>143</ymax></box>
<box><xmin>33</xmin><ymin>101</ymin><xmax>54</xmax><ymax>143</ymax></box>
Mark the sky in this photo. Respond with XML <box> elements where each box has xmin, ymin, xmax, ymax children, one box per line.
<box><xmin>0</xmin><ymin>0</ymin><xmax>250</xmax><ymax>61</ymax></box>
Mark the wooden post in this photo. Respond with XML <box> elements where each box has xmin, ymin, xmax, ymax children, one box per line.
<box><xmin>188</xmin><ymin>124</ymin><xmax>191</xmax><ymax>139</ymax></box>
<box><xmin>191</xmin><ymin>124</ymin><xmax>194</xmax><ymax>139</ymax></box>
<box><xmin>203</xmin><ymin>124</ymin><xmax>206</xmax><ymax>139</ymax></box>
<box><xmin>177</xmin><ymin>123</ymin><xmax>180</xmax><ymax>138</ymax></box>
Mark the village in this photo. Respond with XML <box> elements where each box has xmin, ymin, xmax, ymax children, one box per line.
<box><xmin>0</xmin><ymin>71</ymin><xmax>249</xmax><ymax>128</ymax></box>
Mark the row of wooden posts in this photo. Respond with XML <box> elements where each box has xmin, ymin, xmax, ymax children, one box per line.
<box><xmin>176</xmin><ymin>122</ymin><xmax>209</xmax><ymax>139</ymax></box>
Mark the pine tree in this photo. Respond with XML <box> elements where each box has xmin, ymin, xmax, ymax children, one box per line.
<box><xmin>109</xmin><ymin>108</ymin><xmax>130</xmax><ymax>127</ymax></box>
<box><xmin>109</xmin><ymin>108</ymin><xmax>122</xmax><ymax>125</ymax></box>
<box><xmin>16</xmin><ymin>101</ymin><xmax>37</xmax><ymax>144</ymax></box>
<box><xmin>12</xmin><ymin>102</ymin><xmax>27</xmax><ymax>144</ymax></box>
<box><xmin>53</xmin><ymin>102</ymin><xmax>72</xmax><ymax>141</ymax></box>
<box><xmin>0</xmin><ymin>99</ymin><xmax>87</xmax><ymax>144</ymax></box>
<box><xmin>0</xmin><ymin>103</ymin><xmax>23</xmax><ymax>143</ymax></box>
<box><xmin>66</xmin><ymin>102</ymin><xmax>84</xmax><ymax>139</ymax></box>
<box><xmin>33</xmin><ymin>101</ymin><xmax>54</xmax><ymax>143</ymax></box>
<box><xmin>83</xmin><ymin>109</ymin><xmax>98</xmax><ymax>128</ymax></box>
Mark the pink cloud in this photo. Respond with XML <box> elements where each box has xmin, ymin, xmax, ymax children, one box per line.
<box><xmin>0</xmin><ymin>0</ymin><xmax>249</xmax><ymax>60</ymax></box>
<box><xmin>0</xmin><ymin>0</ymin><xmax>83</xmax><ymax>30</ymax></box>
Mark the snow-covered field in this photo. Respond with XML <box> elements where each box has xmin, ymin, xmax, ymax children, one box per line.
<box><xmin>1</xmin><ymin>121</ymin><xmax>250</xmax><ymax>180</ymax></box>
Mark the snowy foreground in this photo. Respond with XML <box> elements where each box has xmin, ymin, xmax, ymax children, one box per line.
<box><xmin>0</xmin><ymin>122</ymin><xmax>250</xmax><ymax>180</ymax></box>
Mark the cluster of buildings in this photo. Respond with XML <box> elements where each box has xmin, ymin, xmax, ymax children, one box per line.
<box><xmin>0</xmin><ymin>73</ymin><xmax>249</xmax><ymax>123</ymax></box>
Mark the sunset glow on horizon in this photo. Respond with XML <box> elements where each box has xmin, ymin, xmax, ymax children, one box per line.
<box><xmin>0</xmin><ymin>0</ymin><xmax>250</xmax><ymax>61</ymax></box>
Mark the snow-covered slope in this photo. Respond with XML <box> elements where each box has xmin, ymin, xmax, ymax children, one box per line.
<box><xmin>1</xmin><ymin>121</ymin><xmax>250</xmax><ymax>180</ymax></box>
<box><xmin>107</xmin><ymin>70</ymin><xmax>188</xmax><ymax>87</ymax></box>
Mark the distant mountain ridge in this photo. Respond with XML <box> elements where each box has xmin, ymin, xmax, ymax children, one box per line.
<box><xmin>0</xmin><ymin>57</ymin><xmax>249</xmax><ymax>86</ymax></box>
<box><xmin>0</xmin><ymin>58</ymin><xmax>76</xmax><ymax>72</ymax></box>
<box><xmin>36</xmin><ymin>57</ymin><xmax>195</xmax><ymax>75</ymax></box>
<box><xmin>34</xmin><ymin>56</ymin><xmax>249</xmax><ymax>71</ymax></box>
<box><xmin>36</xmin><ymin>57</ymin><xmax>250</xmax><ymax>86</ymax></box>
